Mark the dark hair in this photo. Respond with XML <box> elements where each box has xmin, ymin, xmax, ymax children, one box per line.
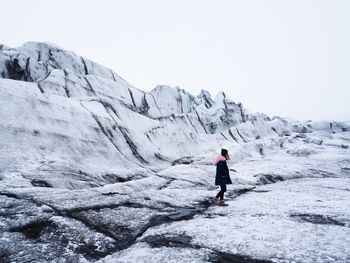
<box><xmin>221</xmin><ymin>149</ymin><xmax>228</xmax><ymax>157</ymax></box>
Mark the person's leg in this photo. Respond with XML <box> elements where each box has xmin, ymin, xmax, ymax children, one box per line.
<box><xmin>221</xmin><ymin>184</ymin><xmax>226</xmax><ymax>200</ymax></box>
<box><xmin>215</xmin><ymin>186</ymin><xmax>221</xmax><ymax>199</ymax></box>
<box><xmin>216</xmin><ymin>185</ymin><xmax>225</xmax><ymax>200</ymax></box>
<box><xmin>219</xmin><ymin>185</ymin><xmax>229</xmax><ymax>206</ymax></box>
<box><xmin>214</xmin><ymin>185</ymin><xmax>223</xmax><ymax>205</ymax></box>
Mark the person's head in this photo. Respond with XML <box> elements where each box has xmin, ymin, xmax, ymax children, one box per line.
<box><xmin>221</xmin><ymin>149</ymin><xmax>229</xmax><ymax>160</ymax></box>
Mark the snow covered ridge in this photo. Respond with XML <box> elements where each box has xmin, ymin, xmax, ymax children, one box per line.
<box><xmin>0</xmin><ymin>42</ymin><xmax>266</xmax><ymax>174</ymax></box>
<box><xmin>0</xmin><ymin>41</ymin><xmax>250</xmax><ymax>121</ymax></box>
<box><xmin>0</xmin><ymin>41</ymin><xmax>349</xmax><ymax>188</ymax></box>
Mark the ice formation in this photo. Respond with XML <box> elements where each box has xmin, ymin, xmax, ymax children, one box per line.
<box><xmin>0</xmin><ymin>42</ymin><xmax>349</xmax><ymax>262</ymax></box>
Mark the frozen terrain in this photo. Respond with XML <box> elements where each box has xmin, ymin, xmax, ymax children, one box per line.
<box><xmin>0</xmin><ymin>42</ymin><xmax>349</xmax><ymax>262</ymax></box>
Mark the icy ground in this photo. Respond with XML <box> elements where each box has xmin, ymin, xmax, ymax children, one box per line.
<box><xmin>1</xmin><ymin>132</ymin><xmax>350</xmax><ymax>263</ymax></box>
<box><xmin>0</xmin><ymin>42</ymin><xmax>350</xmax><ymax>262</ymax></box>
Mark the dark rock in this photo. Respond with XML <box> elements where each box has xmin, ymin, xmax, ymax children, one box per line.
<box><xmin>142</xmin><ymin>234</ymin><xmax>194</xmax><ymax>248</ymax></box>
<box><xmin>5</xmin><ymin>58</ymin><xmax>31</xmax><ymax>81</ymax></box>
<box><xmin>255</xmin><ymin>174</ymin><xmax>284</xmax><ymax>185</ymax></box>
<box><xmin>290</xmin><ymin>213</ymin><xmax>346</xmax><ymax>227</ymax></box>
<box><xmin>171</xmin><ymin>156</ymin><xmax>194</xmax><ymax>165</ymax></box>
<box><xmin>208</xmin><ymin>250</ymin><xmax>273</xmax><ymax>263</ymax></box>
<box><xmin>31</xmin><ymin>179</ymin><xmax>52</xmax><ymax>188</ymax></box>
<box><xmin>10</xmin><ymin>220</ymin><xmax>53</xmax><ymax>239</ymax></box>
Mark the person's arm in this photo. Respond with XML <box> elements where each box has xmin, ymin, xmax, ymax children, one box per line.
<box><xmin>224</xmin><ymin>161</ymin><xmax>229</xmax><ymax>176</ymax></box>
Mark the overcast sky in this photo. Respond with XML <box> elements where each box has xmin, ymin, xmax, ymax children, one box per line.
<box><xmin>1</xmin><ymin>0</ymin><xmax>349</xmax><ymax>121</ymax></box>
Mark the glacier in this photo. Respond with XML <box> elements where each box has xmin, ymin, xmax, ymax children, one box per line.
<box><xmin>0</xmin><ymin>42</ymin><xmax>349</xmax><ymax>263</ymax></box>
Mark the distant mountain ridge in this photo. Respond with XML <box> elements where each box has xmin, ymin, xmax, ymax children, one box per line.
<box><xmin>0</xmin><ymin>42</ymin><xmax>252</xmax><ymax>127</ymax></box>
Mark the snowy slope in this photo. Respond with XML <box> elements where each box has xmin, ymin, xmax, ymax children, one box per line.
<box><xmin>0</xmin><ymin>42</ymin><xmax>349</xmax><ymax>263</ymax></box>
<box><xmin>0</xmin><ymin>41</ymin><xmax>275</xmax><ymax>188</ymax></box>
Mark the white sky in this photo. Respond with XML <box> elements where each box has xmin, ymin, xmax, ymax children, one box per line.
<box><xmin>1</xmin><ymin>0</ymin><xmax>349</xmax><ymax>121</ymax></box>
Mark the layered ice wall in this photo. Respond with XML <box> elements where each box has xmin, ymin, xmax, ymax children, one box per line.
<box><xmin>0</xmin><ymin>41</ymin><xmax>349</xmax><ymax>189</ymax></box>
<box><xmin>0</xmin><ymin>42</ymin><xmax>282</xmax><ymax>187</ymax></box>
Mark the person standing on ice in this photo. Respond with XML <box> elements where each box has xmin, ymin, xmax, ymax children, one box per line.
<box><xmin>213</xmin><ymin>148</ymin><xmax>232</xmax><ymax>206</ymax></box>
